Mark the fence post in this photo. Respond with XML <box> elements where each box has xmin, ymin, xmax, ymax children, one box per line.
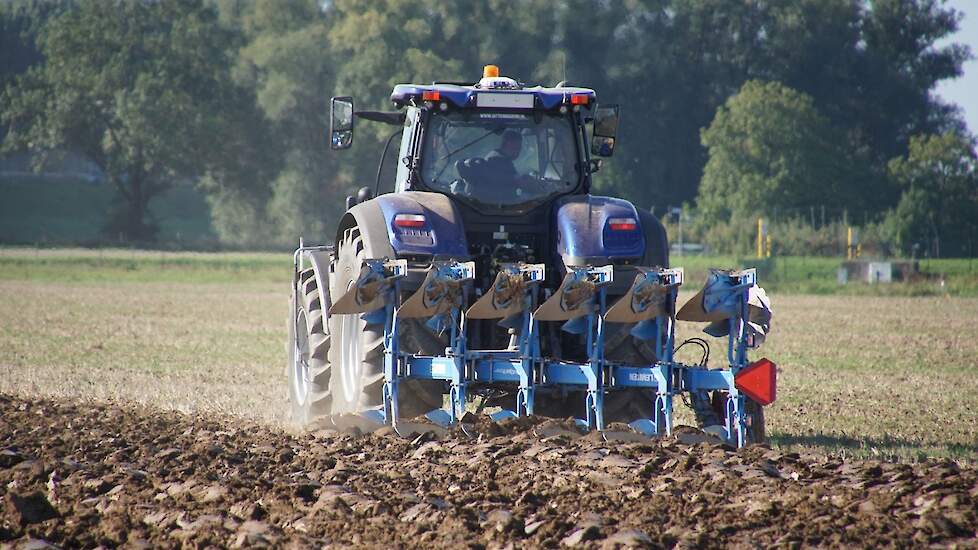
<box><xmin>757</xmin><ymin>218</ymin><xmax>766</xmax><ymax>259</ymax></box>
<box><xmin>847</xmin><ymin>227</ymin><xmax>853</xmax><ymax>260</ymax></box>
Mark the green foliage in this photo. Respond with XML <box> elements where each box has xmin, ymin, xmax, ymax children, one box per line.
<box><xmin>1</xmin><ymin>0</ymin><xmax>258</xmax><ymax>242</ymax></box>
<box><xmin>1</xmin><ymin>0</ymin><xmax>973</xmax><ymax>252</ymax></box>
<box><xmin>0</xmin><ymin>1</ymin><xmax>66</xmax><ymax>97</ymax></box>
<box><xmin>881</xmin><ymin>187</ymin><xmax>936</xmax><ymax>257</ymax></box>
<box><xmin>860</xmin><ymin>0</ymin><xmax>973</xmax><ymax>154</ymax></box>
<box><xmin>221</xmin><ymin>0</ymin><xmax>342</xmax><ymax>244</ymax></box>
<box><xmin>697</xmin><ymin>80</ymin><xmax>859</xmax><ymax>250</ymax></box>
<box><xmin>883</xmin><ymin>133</ymin><xmax>978</xmax><ymax>257</ymax></box>
<box><xmin>196</xmin><ymin>175</ymin><xmax>269</xmax><ymax>248</ymax></box>
<box><xmin>0</xmin><ymin>176</ymin><xmax>216</xmax><ymax>246</ymax></box>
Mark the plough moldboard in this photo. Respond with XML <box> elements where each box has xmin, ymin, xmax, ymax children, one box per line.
<box><xmin>296</xmin><ymin>248</ymin><xmax>776</xmax><ymax>448</ymax></box>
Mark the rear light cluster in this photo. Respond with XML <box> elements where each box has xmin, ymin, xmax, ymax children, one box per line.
<box><xmin>393</xmin><ymin>214</ymin><xmax>426</xmax><ymax>228</ymax></box>
<box><xmin>422</xmin><ymin>90</ymin><xmax>449</xmax><ymax>111</ymax></box>
<box><xmin>559</xmin><ymin>93</ymin><xmax>591</xmax><ymax>114</ymax></box>
<box><xmin>608</xmin><ymin>217</ymin><xmax>637</xmax><ymax>231</ymax></box>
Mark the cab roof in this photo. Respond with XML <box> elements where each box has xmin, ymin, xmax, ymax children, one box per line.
<box><xmin>390</xmin><ymin>82</ymin><xmax>596</xmax><ymax>110</ymax></box>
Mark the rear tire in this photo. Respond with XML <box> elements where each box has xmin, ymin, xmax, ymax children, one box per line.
<box><xmin>745</xmin><ymin>398</ymin><xmax>766</xmax><ymax>443</ymax></box>
<box><xmin>534</xmin><ymin>318</ymin><xmax>659</xmax><ymax>424</ymax></box>
<box><xmin>328</xmin><ymin>226</ymin><xmax>443</xmax><ymax>418</ymax></box>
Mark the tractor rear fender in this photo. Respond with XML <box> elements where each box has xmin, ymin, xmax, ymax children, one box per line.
<box><xmin>554</xmin><ymin>195</ymin><xmax>646</xmax><ymax>264</ymax></box>
<box><xmin>334</xmin><ymin>191</ymin><xmax>469</xmax><ymax>287</ymax></box>
<box><xmin>554</xmin><ymin>195</ymin><xmax>649</xmax><ymax>294</ymax></box>
<box><xmin>335</xmin><ymin>201</ymin><xmax>395</xmax><ymax>261</ymax></box>
<box><xmin>554</xmin><ymin>196</ymin><xmax>669</xmax><ymax>292</ymax></box>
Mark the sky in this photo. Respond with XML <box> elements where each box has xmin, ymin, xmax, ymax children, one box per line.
<box><xmin>935</xmin><ymin>0</ymin><xmax>978</xmax><ymax>135</ymax></box>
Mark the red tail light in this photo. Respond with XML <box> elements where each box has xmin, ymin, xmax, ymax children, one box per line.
<box><xmin>422</xmin><ymin>90</ymin><xmax>440</xmax><ymax>101</ymax></box>
<box><xmin>393</xmin><ymin>214</ymin><xmax>426</xmax><ymax>228</ymax></box>
<box><xmin>570</xmin><ymin>94</ymin><xmax>589</xmax><ymax>105</ymax></box>
<box><xmin>608</xmin><ymin>217</ymin><xmax>637</xmax><ymax>231</ymax></box>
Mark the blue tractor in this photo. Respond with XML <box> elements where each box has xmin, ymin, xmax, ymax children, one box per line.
<box><xmin>288</xmin><ymin>66</ymin><xmax>775</xmax><ymax>446</ymax></box>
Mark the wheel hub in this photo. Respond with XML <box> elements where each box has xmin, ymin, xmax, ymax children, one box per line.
<box><xmin>339</xmin><ymin>305</ymin><xmax>363</xmax><ymax>404</ymax></box>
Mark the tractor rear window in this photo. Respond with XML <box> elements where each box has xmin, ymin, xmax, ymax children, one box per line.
<box><xmin>420</xmin><ymin>111</ymin><xmax>580</xmax><ymax>212</ymax></box>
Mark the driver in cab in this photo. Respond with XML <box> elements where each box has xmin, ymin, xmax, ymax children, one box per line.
<box><xmin>484</xmin><ymin>129</ymin><xmax>523</xmax><ymax>180</ymax></box>
<box><xmin>451</xmin><ymin>128</ymin><xmax>539</xmax><ymax>200</ymax></box>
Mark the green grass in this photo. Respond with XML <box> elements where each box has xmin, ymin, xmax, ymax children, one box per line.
<box><xmin>674</xmin><ymin>254</ymin><xmax>978</xmax><ymax>296</ymax></box>
<box><xmin>1</xmin><ymin>248</ymin><xmax>977</xmax><ymax>462</ymax></box>
<box><xmin>3</xmin><ymin>175</ymin><xmax>976</xmax><ymax>295</ymax></box>
<box><xmin>0</xmin><ymin>175</ymin><xmax>216</xmax><ymax>246</ymax></box>
<box><xmin>672</xmin><ymin>290</ymin><xmax>978</xmax><ymax>462</ymax></box>
<box><xmin>0</xmin><ymin>247</ymin><xmax>288</xmax><ymax>284</ymax></box>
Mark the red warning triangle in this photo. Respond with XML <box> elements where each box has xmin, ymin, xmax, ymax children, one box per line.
<box><xmin>735</xmin><ymin>358</ymin><xmax>777</xmax><ymax>406</ymax></box>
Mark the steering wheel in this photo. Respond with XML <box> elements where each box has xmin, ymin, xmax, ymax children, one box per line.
<box><xmin>454</xmin><ymin>157</ymin><xmax>535</xmax><ymax>203</ymax></box>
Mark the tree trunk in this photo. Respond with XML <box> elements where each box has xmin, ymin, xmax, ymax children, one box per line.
<box><xmin>127</xmin><ymin>176</ymin><xmax>155</xmax><ymax>242</ymax></box>
<box><xmin>109</xmin><ymin>173</ymin><xmax>156</xmax><ymax>243</ymax></box>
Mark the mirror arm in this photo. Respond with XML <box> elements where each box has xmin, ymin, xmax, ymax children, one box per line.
<box><xmin>356</xmin><ymin>111</ymin><xmax>406</xmax><ymax>126</ymax></box>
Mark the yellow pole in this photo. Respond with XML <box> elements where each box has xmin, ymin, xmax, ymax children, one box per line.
<box><xmin>757</xmin><ymin>218</ymin><xmax>764</xmax><ymax>259</ymax></box>
<box><xmin>847</xmin><ymin>227</ymin><xmax>853</xmax><ymax>260</ymax></box>
<box><xmin>766</xmin><ymin>235</ymin><xmax>772</xmax><ymax>258</ymax></box>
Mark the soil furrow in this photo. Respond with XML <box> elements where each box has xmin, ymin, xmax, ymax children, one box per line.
<box><xmin>1</xmin><ymin>394</ymin><xmax>976</xmax><ymax>548</ymax></box>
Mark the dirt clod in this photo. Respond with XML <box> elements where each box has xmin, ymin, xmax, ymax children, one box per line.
<box><xmin>7</xmin><ymin>492</ymin><xmax>58</xmax><ymax>525</ymax></box>
<box><xmin>603</xmin><ymin>528</ymin><xmax>653</xmax><ymax>548</ymax></box>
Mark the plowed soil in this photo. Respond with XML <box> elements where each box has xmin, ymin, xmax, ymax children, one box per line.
<box><xmin>1</xmin><ymin>395</ymin><xmax>976</xmax><ymax>549</ymax></box>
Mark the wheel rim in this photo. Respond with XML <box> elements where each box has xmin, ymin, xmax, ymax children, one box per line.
<box><xmin>339</xmin><ymin>279</ymin><xmax>364</xmax><ymax>405</ymax></box>
<box><xmin>292</xmin><ymin>309</ymin><xmax>310</xmax><ymax>405</ymax></box>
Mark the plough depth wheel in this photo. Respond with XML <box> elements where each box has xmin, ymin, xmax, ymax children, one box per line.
<box><xmin>705</xmin><ymin>391</ymin><xmax>766</xmax><ymax>444</ymax></box>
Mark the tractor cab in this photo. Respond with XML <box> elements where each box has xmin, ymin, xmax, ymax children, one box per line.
<box><xmin>330</xmin><ymin>65</ymin><xmax>619</xmax><ymax>216</ymax></box>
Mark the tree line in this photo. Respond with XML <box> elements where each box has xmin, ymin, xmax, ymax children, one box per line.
<box><xmin>1</xmin><ymin>0</ymin><xmax>976</xmax><ymax>256</ymax></box>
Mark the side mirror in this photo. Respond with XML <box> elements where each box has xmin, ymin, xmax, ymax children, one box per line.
<box><xmin>330</xmin><ymin>96</ymin><xmax>354</xmax><ymax>150</ymax></box>
<box><xmin>591</xmin><ymin>104</ymin><xmax>619</xmax><ymax>158</ymax></box>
